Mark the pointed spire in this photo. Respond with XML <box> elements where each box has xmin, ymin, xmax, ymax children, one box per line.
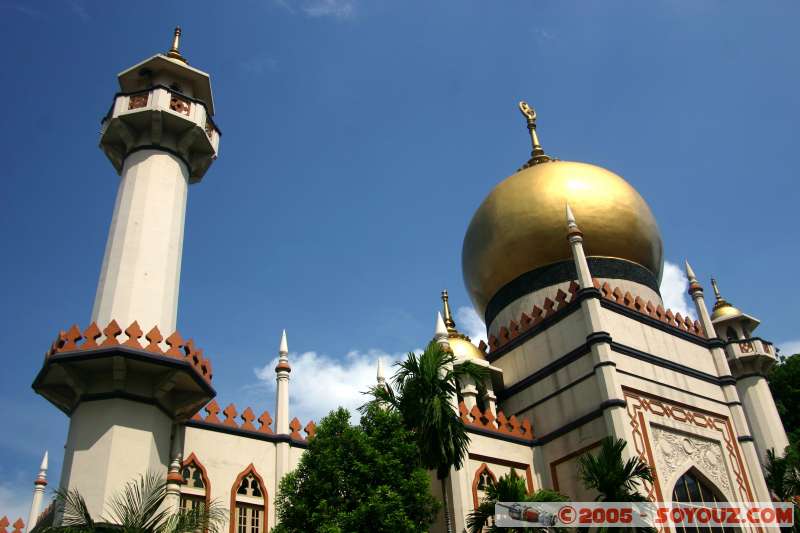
<box><xmin>565</xmin><ymin>202</ymin><xmax>583</xmax><ymax>241</ymax></box>
<box><xmin>435</xmin><ymin>312</ymin><xmax>448</xmax><ymax>341</ymax></box>
<box><xmin>166</xmin><ymin>26</ymin><xmax>187</xmax><ymax>63</ymax></box>
<box><xmin>440</xmin><ymin>290</ymin><xmax>457</xmax><ymax>333</ymax></box>
<box><xmin>376</xmin><ymin>357</ymin><xmax>386</xmax><ymax>386</ymax></box>
<box><xmin>34</xmin><ymin>451</ymin><xmax>48</xmax><ymax>486</ymax></box>
<box><xmin>685</xmin><ymin>260</ymin><xmax>703</xmax><ymax>296</ymax></box>
<box><xmin>685</xmin><ymin>260</ymin><xmax>698</xmax><ymax>283</ymax></box>
<box><xmin>518</xmin><ymin>101</ymin><xmax>551</xmax><ymax>168</ymax></box>
<box><xmin>275</xmin><ymin>330</ymin><xmax>291</xmax><ymax>374</ymax></box>
<box><xmin>279</xmin><ymin>329</ymin><xmax>288</xmax><ymax>356</ymax></box>
<box><xmin>711</xmin><ymin>277</ymin><xmax>724</xmax><ymax>302</ymax></box>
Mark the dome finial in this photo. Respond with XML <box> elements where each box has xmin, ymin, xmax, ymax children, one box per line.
<box><xmin>167</xmin><ymin>26</ymin><xmax>188</xmax><ymax>63</ymax></box>
<box><xmin>518</xmin><ymin>101</ymin><xmax>551</xmax><ymax>168</ymax></box>
<box><xmin>441</xmin><ymin>289</ymin><xmax>457</xmax><ymax>333</ymax></box>
<box><xmin>710</xmin><ymin>277</ymin><xmax>733</xmax><ymax>312</ymax></box>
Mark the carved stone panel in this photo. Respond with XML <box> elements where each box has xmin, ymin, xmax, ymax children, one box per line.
<box><xmin>651</xmin><ymin>425</ymin><xmax>730</xmax><ymax>497</ymax></box>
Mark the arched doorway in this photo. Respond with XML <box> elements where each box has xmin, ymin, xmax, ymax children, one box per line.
<box><xmin>671</xmin><ymin>468</ymin><xmax>737</xmax><ymax>533</ymax></box>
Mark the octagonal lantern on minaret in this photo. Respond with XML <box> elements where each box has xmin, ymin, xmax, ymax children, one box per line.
<box><xmin>100</xmin><ymin>27</ymin><xmax>219</xmax><ymax>182</ymax></box>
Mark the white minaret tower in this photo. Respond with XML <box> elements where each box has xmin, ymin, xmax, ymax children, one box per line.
<box><xmin>274</xmin><ymin>329</ymin><xmax>291</xmax><ymax>514</ymax></box>
<box><xmin>26</xmin><ymin>452</ymin><xmax>48</xmax><ymax>532</ymax></box>
<box><xmin>32</xmin><ymin>28</ymin><xmax>219</xmax><ymax>521</ymax></box>
<box><xmin>93</xmin><ymin>26</ymin><xmax>219</xmax><ymax>334</ymax></box>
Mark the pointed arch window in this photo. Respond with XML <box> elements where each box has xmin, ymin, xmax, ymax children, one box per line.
<box><xmin>230</xmin><ymin>465</ymin><xmax>267</xmax><ymax>533</ymax></box>
<box><xmin>471</xmin><ymin>463</ymin><xmax>498</xmax><ymax>509</ymax></box>
<box><xmin>179</xmin><ymin>453</ymin><xmax>210</xmax><ymax>512</ymax></box>
<box><xmin>672</xmin><ymin>469</ymin><xmax>738</xmax><ymax>533</ymax></box>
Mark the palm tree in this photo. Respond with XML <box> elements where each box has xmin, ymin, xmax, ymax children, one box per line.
<box><xmin>39</xmin><ymin>471</ymin><xmax>227</xmax><ymax>533</ymax></box>
<box><xmin>764</xmin><ymin>444</ymin><xmax>800</xmax><ymax>533</ymax></box>
<box><xmin>577</xmin><ymin>437</ymin><xmax>655</xmax><ymax>533</ymax></box>
<box><xmin>466</xmin><ymin>470</ymin><xmax>569</xmax><ymax>533</ymax></box>
<box><xmin>368</xmin><ymin>340</ymin><xmax>487</xmax><ymax>533</ymax></box>
<box><xmin>578</xmin><ymin>437</ymin><xmax>653</xmax><ymax>502</ymax></box>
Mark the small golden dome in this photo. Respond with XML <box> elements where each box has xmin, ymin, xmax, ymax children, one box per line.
<box><xmin>710</xmin><ymin>278</ymin><xmax>743</xmax><ymax>323</ymax></box>
<box><xmin>438</xmin><ymin>290</ymin><xmax>485</xmax><ymax>361</ymax></box>
<box><xmin>448</xmin><ymin>336</ymin><xmax>486</xmax><ymax>361</ymax></box>
<box><xmin>462</xmin><ymin>105</ymin><xmax>663</xmax><ymax>319</ymax></box>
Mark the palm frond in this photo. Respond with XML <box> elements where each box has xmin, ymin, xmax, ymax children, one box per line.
<box><xmin>155</xmin><ymin>500</ymin><xmax>227</xmax><ymax>533</ymax></box>
<box><xmin>53</xmin><ymin>488</ymin><xmax>95</xmax><ymax>529</ymax></box>
<box><xmin>103</xmin><ymin>471</ymin><xmax>169</xmax><ymax>531</ymax></box>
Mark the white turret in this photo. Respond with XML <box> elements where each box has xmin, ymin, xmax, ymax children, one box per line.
<box><xmin>376</xmin><ymin>357</ymin><xmax>386</xmax><ymax>388</ymax></box>
<box><xmin>26</xmin><ymin>452</ymin><xmax>48</xmax><ymax>532</ymax></box>
<box><xmin>274</xmin><ymin>329</ymin><xmax>292</xmax><ymax>513</ymax></box>
<box><xmin>275</xmin><ymin>330</ymin><xmax>291</xmax><ymax>434</ymax></box>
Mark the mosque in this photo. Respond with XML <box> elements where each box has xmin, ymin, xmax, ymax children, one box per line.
<box><xmin>17</xmin><ymin>28</ymin><xmax>791</xmax><ymax>533</ymax></box>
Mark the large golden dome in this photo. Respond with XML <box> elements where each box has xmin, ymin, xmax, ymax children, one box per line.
<box><xmin>462</xmin><ymin>105</ymin><xmax>663</xmax><ymax>320</ymax></box>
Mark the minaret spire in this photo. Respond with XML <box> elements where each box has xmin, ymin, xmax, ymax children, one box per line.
<box><xmin>27</xmin><ymin>451</ymin><xmax>48</xmax><ymax>531</ymax></box>
<box><xmin>275</xmin><ymin>329</ymin><xmax>291</xmax><ymax>434</ymax></box>
<box><xmin>167</xmin><ymin>26</ymin><xmax>187</xmax><ymax>63</ymax></box>
<box><xmin>440</xmin><ymin>290</ymin><xmax>456</xmax><ymax>333</ymax></box>
<box><xmin>518</xmin><ymin>101</ymin><xmax>551</xmax><ymax>167</ymax></box>
<box><xmin>376</xmin><ymin>357</ymin><xmax>386</xmax><ymax>387</ymax></box>
<box><xmin>565</xmin><ymin>203</ymin><xmax>592</xmax><ymax>288</ymax></box>
<box><xmin>684</xmin><ymin>260</ymin><xmax>714</xmax><ymax>338</ymax></box>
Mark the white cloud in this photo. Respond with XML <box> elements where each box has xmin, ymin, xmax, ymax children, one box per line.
<box><xmin>252</xmin><ymin>348</ymin><xmax>409</xmax><ymax>424</ymax></box>
<box><xmin>660</xmin><ymin>260</ymin><xmax>695</xmax><ymax>319</ymax></box>
<box><xmin>777</xmin><ymin>340</ymin><xmax>800</xmax><ymax>357</ymax></box>
<box><xmin>456</xmin><ymin>306</ymin><xmax>487</xmax><ymax>345</ymax></box>
<box><xmin>303</xmin><ymin>0</ymin><xmax>354</xmax><ymax>18</ymax></box>
<box><xmin>0</xmin><ymin>480</ymin><xmax>33</xmax><ymax>525</ymax></box>
<box><xmin>274</xmin><ymin>0</ymin><xmax>355</xmax><ymax>19</ymax></box>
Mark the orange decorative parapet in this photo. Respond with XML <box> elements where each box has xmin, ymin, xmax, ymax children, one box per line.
<box><xmin>487</xmin><ymin>279</ymin><xmax>706</xmax><ymax>354</ymax></box>
<box><xmin>0</xmin><ymin>517</ymin><xmax>25</xmax><ymax>533</ymax></box>
<box><xmin>459</xmin><ymin>401</ymin><xmax>534</xmax><ymax>441</ymax></box>
<box><xmin>190</xmin><ymin>401</ymin><xmax>317</xmax><ymax>442</ymax></box>
<box><xmin>46</xmin><ymin>320</ymin><xmax>213</xmax><ymax>383</ymax></box>
<box><xmin>592</xmin><ymin>279</ymin><xmax>705</xmax><ymax>338</ymax></box>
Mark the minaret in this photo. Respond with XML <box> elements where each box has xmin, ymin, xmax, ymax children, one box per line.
<box><xmin>274</xmin><ymin>330</ymin><xmax>291</xmax><ymax>505</ymax></box>
<box><xmin>376</xmin><ymin>357</ymin><xmax>386</xmax><ymax>389</ymax></box>
<box><xmin>565</xmin><ymin>204</ymin><xmax>629</xmax><ymax>440</ymax></box>
<box><xmin>708</xmin><ymin>278</ymin><xmax>789</xmax><ymax>462</ymax></box>
<box><xmin>685</xmin><ymin>261</ymin><xmax>714</xmax><ymax>336</ymax></box>
<box><xmin>93</xmin><ymin>26</ymin><xmax>219</xmax><ymax>335</ymax></box>
<box><xmin>26</xmin><ymin>452</ymin><xmax>48</xmax><ymax>532</ymax></box>
<box><xmin>32</xmin><ymin>28</ymin><xmax>218</xmax><ymax>520</ymax></box>
<box><xmin>275</xmin><ymin>330</ymin><xmax>291</xmax><ymax>434</ymax></box>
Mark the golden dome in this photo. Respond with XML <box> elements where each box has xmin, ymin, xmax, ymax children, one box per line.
<box><xmin>439</xmin><ymin>290</ymin><xmax>485</xmax><ymax>361</ymax></box>
<box><xmin>710</xmin><ymin>278</ymin><xmax>743</xmax><ymax>323</ymax></box>
<box><xmin>462</xmin><ymin>104</ymin><xmax>663</xmax><ymax>320</ymax></box>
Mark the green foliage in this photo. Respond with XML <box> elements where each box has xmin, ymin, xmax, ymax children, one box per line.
<box><xmin>764</xmin><ymin>440</ymin><xmax>800</xmax><ymax>501</ymax></box>
<box><xmin>769</xmin><ymin>353</ymin><xmax>800</xmax><ymax>445</ymax></box>
<box><xmin>272</xmin><ymin>405</ymin><xmax>439</xmax><ymax>533</ymax></box>
<box><xmin>366</xmin><ymin>341</ymin><xmax>487</xmax><ymax>480</ymax></box>
<box><xmin>578</xmin><ymin>437</ymin><xmax>654</xmax><ymax>502</ymax></box>
<box><xmin>466</xmin><ymin>470</ymin><xmax>569</xmax><ymax>533</ymax></box>
<box><xmin>38</xmin><ymin>471</ymin><xmax>226</xmax><ymax>533</ymax></box>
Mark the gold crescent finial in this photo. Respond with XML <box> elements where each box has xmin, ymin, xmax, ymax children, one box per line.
<box><xmin>167</xmin><ymin>26</ymin><xmax>188</xmax><ymax>63</ymax></box>
<box><xmin>518</xmin><ymin>100</ymin><xmax>551</xmax><ymax>168</ymax></box>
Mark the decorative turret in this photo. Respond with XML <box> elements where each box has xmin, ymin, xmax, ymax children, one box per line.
<box><xmin>438</xmin><ymin>290</ymin><xmax>485</xmax><ymax>361</ymax></box>
<box><xmin>26</xmin><ymin>452</ymin><xmax>48</xmax><ymax>532</ymax></box>
<box><xmin>275</xmin><ymin>330</ymin><xmax>291</xmax><ymax>434</ymax></box>
<box><xmin>706</xmin><ymin>277</ymin><xmax>788</xmax><ymax>461</ymax></box>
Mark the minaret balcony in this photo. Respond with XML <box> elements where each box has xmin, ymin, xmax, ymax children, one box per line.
<box><xmin>724</xmin><ymin>337</ymin><xmax>777</xmax><ymax>377</ymax></box>
<box><xmin>99</xmin><ymin>85</ymin><xmax>220</xmax><ymax>181</ymax></box>
<box><xmin>32</xmin><ymin>320</ymin><xmax>216</xmax><ymax>421</ymax></box>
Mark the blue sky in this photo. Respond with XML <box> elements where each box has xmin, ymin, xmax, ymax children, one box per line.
<box><xmin>1</xmin><ymin>0</ymin><xmax>799</xmax><ymax>520</ymax></box>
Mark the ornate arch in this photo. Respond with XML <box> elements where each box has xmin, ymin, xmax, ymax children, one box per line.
<box><xmin>229</xmin><ymin>464</ymin><xmax>268</xmax><ymax>533</ymax></box>
<box><xmin>471</xmin><ymin>463</ymin><xmax>498</xmax><ymax>508</ymax></box>
<box><xmin>181</xmin><ymin>452</ymin><xmax>211</xmax><ymax>508</ymax></box>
